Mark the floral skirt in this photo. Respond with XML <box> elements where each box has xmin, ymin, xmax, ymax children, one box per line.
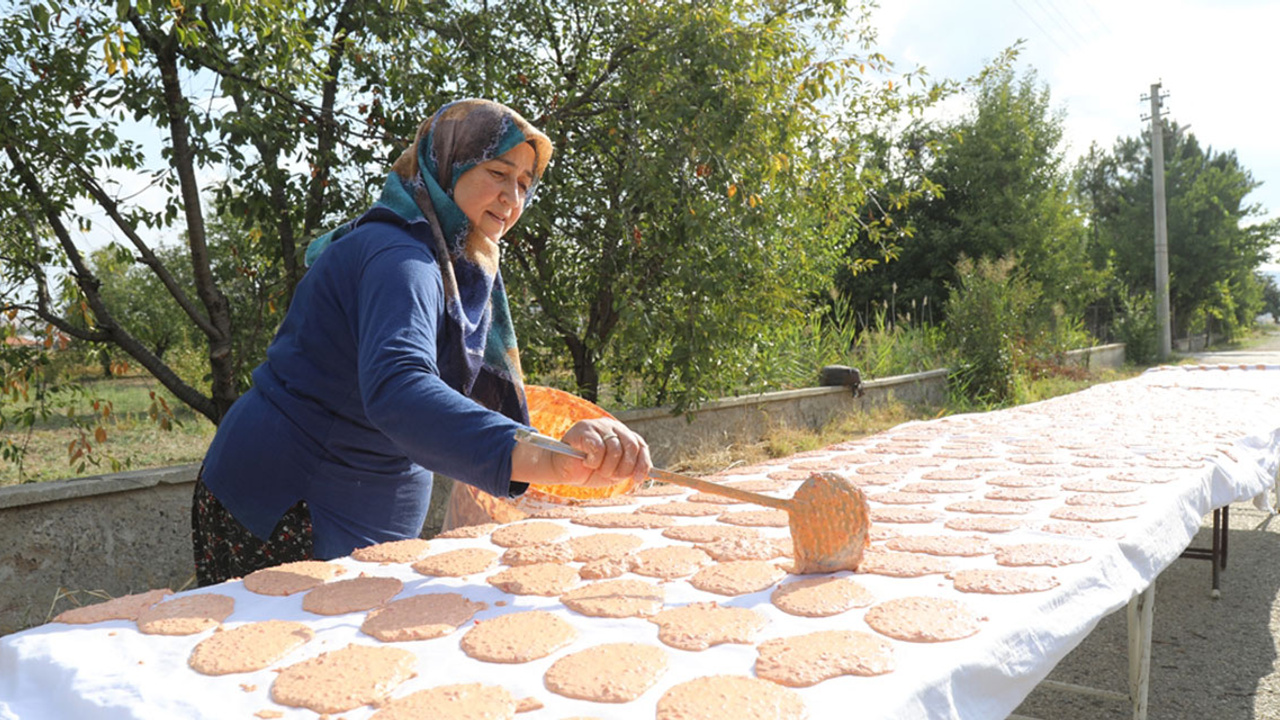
<box><xmin>191</xmin><ymin>474</ymin><xmax>314</xmax><ymax>587</ymax></box>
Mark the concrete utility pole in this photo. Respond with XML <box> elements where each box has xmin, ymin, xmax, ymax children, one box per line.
<box><xmin>1143</xmin><ymin>82</ymin><xmax>1172</xmax><ymax>360</ymax></box>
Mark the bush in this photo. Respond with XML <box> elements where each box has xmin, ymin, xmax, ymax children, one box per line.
<box><xmin>944</xmin><ymin>255</ymin><xmax>1032</xmax><ymax>404</ymax></box>
<box><xmin>1114</xmin><ymin>291</ymin><xmax>1157</xmax><ymax>365</ymax></box>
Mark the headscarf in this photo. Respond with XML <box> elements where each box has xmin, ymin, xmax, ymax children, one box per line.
<box><xmin>305</xmin><ymin>99</ymin><xmax>553</xmax><ymax>424</ymax></box>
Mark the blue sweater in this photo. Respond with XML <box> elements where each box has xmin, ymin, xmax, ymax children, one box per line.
<box><xmin>201</xmin><ymin>213</ymin><xmax>528</xmax><ymax>559</ymax></box>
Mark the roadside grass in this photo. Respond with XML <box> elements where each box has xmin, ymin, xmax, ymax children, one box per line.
<box><xmin>666</xmin><ymin>362</ymin><xmax>1144</xmax><ymax>477</ymax></box>
<box><xmin>0</xmin><ymin>375</ymin><xmax>216</xmax><ymax>486</ymax></box>
<box><xmin>667</xmin><ymin>399</ymin><xmax>947</xmax><ymax>477</ymax></box>
<box><xmin>0</xmin><ymin>337</ymin><xmax>1205</xmax><ymax>488</ymax></box>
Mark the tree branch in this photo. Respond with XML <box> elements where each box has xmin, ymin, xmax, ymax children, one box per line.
<box><xmin>5</xmin><ymin>144</ymin><xmax>218</xmax><ymax>420</ymax></box>
<box><xmin>303</xmin><ymin>0</ymin><xmax>358</xmax><ymax>238</ymax></box>
<box><xmin>69</xmin><ymin>165</ymin><xmax>220</xmax><ymax>338</ymax></box>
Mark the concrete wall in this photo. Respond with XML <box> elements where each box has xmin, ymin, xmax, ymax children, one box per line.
<box><xmin>1063</xmin><ymin>343</ymin><xmax>1126</xmax><ymax>370</ymax></box>
<box><xmin>0</xmin><ymin>465</ymin><xmax>198</xmax><ymax>634</ymax></box>
<box><xmin>618</xmin><ymin>369</ymin><xmax>950</xmax><ymax>466</ymax></box>
<box><xmin>0</xmin><ymin>368</ymin><xmax>952</xmax><ymax>634</ymax></box>
<box><xmin>0</xmin><ymin>345</ymin><xmax>1132</xmax><ymax>635</ymax></box>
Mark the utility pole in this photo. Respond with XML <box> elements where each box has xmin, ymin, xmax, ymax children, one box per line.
<box><xmin>1142</xmin><ymin>82</ymin><xmax>1172</xmax><ymax>360</ymax></box>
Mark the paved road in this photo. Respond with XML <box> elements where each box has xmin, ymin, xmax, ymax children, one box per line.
<box><xmin>1187</xmin><ymin>325</ymin><xmax>1280</xmax><ymax>366</ymax></box>
<box><xmin>1011</xmin><ymin>330</ymin><xmax>1280</xmax><ymax>720</ymax></box>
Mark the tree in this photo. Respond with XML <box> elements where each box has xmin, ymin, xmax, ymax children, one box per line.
<box><xmin>837</xmin><ymin>65</ymin><xmax>1100</xmax><ymax>331</ymax></box>
<box><xmin>1261</xmin><ymin>272</ymin><xmax>1280</xmax><ymax>323</ymax></box>
<box><xmin>1</xmin><ymin>0</ymin><xmax>945</xmax><ymax>431</ymax></box>
<box><xmin>0</xmin><ymin>1</ymin><xmax>407</xmax><ymax>426</ymax></box>
<box><xmin>1076</xmin><ymin>120</ymin><xmax>1277</xmax><ymax>339</ymax></box>
<box><xmin>372</xmin><ymin>0</ymin><xmax>949</xmax><ymax>408</ymax></box>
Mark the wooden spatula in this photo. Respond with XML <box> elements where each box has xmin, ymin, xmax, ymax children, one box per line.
<box><xmin>515</xmin><ymin>429</ymin><xmax>871</xmax><ymax>573</ymax></box>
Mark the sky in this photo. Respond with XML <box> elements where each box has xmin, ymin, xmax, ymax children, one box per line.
<box><xmin>870</xmin><ymin>0</ymin><xmax>1280</xmax><ymax>263</ymax></box>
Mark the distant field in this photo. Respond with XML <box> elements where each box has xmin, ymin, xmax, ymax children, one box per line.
<box><xmin>0</xmin><ymin>375</ymin><xmax>216</xmax><ymax>487</ymax></box>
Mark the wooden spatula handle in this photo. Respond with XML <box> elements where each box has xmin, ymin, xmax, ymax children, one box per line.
<box><xmin>647</xmin><ymin>468</ymin><xmax>790</xmax><ymax>510</ymax></box>
<box><xmin>516</xmin><ymin>430</ymin><xmax>790</xmax><ymax>511</ymax></box>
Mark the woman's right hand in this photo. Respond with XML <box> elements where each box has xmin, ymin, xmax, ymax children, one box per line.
<box><xmin>552</xmin><ymin>418</ymin><xmax>652</xmax><ymax>490</ymax></box>
<box><xmin>510</xmin><ymin>419</ymin><xmax>652</xmax><ymax>491</ymax></box>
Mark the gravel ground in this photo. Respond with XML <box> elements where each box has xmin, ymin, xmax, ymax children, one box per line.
<box><xmin>1011</xmin><ymin>331</ymin><xmax>1280</xmax><ymax>720</ymax></box>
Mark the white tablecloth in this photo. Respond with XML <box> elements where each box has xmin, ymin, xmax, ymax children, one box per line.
<box><xmin>3</xmin><ymin>364</ymin><xmax>1279</xmax><ymax>720</ymax></box>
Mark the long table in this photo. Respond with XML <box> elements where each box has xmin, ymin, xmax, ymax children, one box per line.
<box><xmin>3</xmin><ymin>365</ymin><xmax>1279</xmax><ymax>720</ymax></box>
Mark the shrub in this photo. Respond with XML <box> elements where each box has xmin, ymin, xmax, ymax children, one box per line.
<box><xmin>944</xmin><ymin>255</ymin><xmax>1031</xmax><ymax>404</ymax></box>
<box><xmin>1114</xmin><ymin>291</ymin><xmax>1157</xmax><ymax>365</ymax></box>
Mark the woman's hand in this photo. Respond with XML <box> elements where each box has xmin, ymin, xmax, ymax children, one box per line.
<box><xmin>552</xmin><ymin>419</ymin><xmax>653</xmax><ymax>490</ymax></box>
<box><xmin>510</xmin><ymin>419</ymin><xmax>652</xmax><ymax>491</ymax></box>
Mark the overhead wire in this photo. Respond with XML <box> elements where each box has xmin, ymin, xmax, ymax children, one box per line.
<box><xmin>1036</xmin><ymin>0</ymin><xmax>1090</xmax><ymax>47</ymax></box>
<box><xmin>1009</xmin><ymin>0</ymin><xmax>1072</xmax><ymax>57</ymax></box>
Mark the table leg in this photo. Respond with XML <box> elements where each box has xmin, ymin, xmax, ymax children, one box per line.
<box><xmin>1212</xmin><ymin>509</ymin><xmax>1222</xmax><ymax>595</ymax></box>
<box><xmin>1221</xmin><ymin>505</ymin><xmax>1229</xmax><ymax>570</ymax></box>
<box><xmin>1126</xmin><ymin>584</ymin><xmax>1155</xmax><ymax>720</ymax></box>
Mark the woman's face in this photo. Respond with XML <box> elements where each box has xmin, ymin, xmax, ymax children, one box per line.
<box><xmin>453</xmin><ymin>142</ymin><xmax>536</xmax><ymax>242</ymax></box>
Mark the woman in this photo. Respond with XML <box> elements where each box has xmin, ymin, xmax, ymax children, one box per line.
<box><xmin>193</xmin><ymin>99</ymin><xmax>650</xmax><ymax>587</ymax></box>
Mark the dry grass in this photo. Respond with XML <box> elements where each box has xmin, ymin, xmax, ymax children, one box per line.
<box><xmin>667</xmin><ymin>400</ymin><xmax>944</xmax><ymax>476</ymax></box>
<box><xmin>0</xmin><ymin>375</ymin><xmax>216</xmax><ymax>486</ymax></box>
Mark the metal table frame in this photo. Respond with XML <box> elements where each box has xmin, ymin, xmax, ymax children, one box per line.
<box><xmin>1180</xmin><ymin>506</ymin><xmax>1229</xmax><ymax>596</ymax></box>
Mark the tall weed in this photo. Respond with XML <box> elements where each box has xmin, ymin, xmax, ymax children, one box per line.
<box><xmin>1114</xmin><ymin>291</ymin><xmax>1157</xmax><ymax>365</ymax></box>
<box><xmin>945</xmin><ymin>255</ymin><xmax>1027</xmax><ymax>404</ymax></box>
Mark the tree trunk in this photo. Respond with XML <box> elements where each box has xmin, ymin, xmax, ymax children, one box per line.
<box><xmin>98</xmin><ymin>348</ymin><xmax>113</xmax><ymax>379</ymax></box>
<box><xmin>134</xmin><ymin>14</ymin><xmax>237</xmax><ymax>422</ymax></box>
<box><xmin>563</xmin><ymin>335</ymin><xmax>599</xmax><ymax>403</ymax></box>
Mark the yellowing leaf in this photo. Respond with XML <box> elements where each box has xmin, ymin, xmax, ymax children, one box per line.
<box><xmin>95</xmin><ymin>427</ymin><xmax>107</xmax><ymax>444</ymax></box>
<box><xmin>727</xmin><ymin>184</ymin><xmax>737</xmax><ymax>198</ymax></box>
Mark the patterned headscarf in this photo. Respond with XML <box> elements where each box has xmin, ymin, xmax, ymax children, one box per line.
<box><xmin>306</xmin><ymin>99</ymin><xmax>552</xmax><ymax>424</ymax></box>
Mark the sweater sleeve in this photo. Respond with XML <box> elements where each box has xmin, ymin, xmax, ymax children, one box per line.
<box><xmin>354</xmin><ymin>241</ymin><xmax>526</xmax><ymax>498</ymax></box>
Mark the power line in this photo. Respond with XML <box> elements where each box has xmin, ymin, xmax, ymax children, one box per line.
<box><xmin>1081</xmin><ymin>0</ymin><xmax>1114</xmax><ymax>37</ymax></box>
<box><xmin>1037</xmin><ymin>0</ymin><xmax>1090</xmax><ymax>47</ymax></box>
<box><xmin>1010</xmin><ymin>0</ymin><xmax>1072</xmax><ymax>57</ymax></box>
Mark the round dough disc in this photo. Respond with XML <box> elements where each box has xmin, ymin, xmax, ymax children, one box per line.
<box><xmin>864</xmin><ymin>596</ymin><xmax>982</xmax><ymax>643</ymax></box>
<box><xmin>270</xmin><ymin>643</ymin><xmax>416</xmax><ymax>714</ymax></box>
<box><xmin>655</xmin><ymin>675</ymin><xmax>806</xmax><ymax>720</ymax></box>
<box><xmin>361</xmin><ymin>593</ymin><xmax>487</xmax><ymax>643</ymax></box>
<box><xmin>369</xmin><ymin>683</ymin><xmax>516</xmax><ymax>720</ymax></box>
<box><xmin>561</xmin><ymin>579</ymin><xmax>664</xmax><ymax>618</ymax></box>
<box><xmin>137</xmin><ymin>593</ymin><xmax>234</xmax><ymax>635</ymax></box>
<box><xmin>188</xmin><ymin>620</ymin><xmax>314</xmax><ymax>676</ymax></box>
<box><xmin>460</xmin><ymin>610</ymin><xmax>577</xmax><ymax>663</ymax></box>
<box><xmin>755</xmin><ymin>630</ymin><xmax>895</xmax><ymax>686</ymax></box>
<box><xmin>771</xmin><ymin>576</ymin><xmax>874</xmax><ymax>618</ymax></box>
<box><xmin>543</xmin><ymin>643</ymin><xmax>667</xmax><ymax>703</ymax></box>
